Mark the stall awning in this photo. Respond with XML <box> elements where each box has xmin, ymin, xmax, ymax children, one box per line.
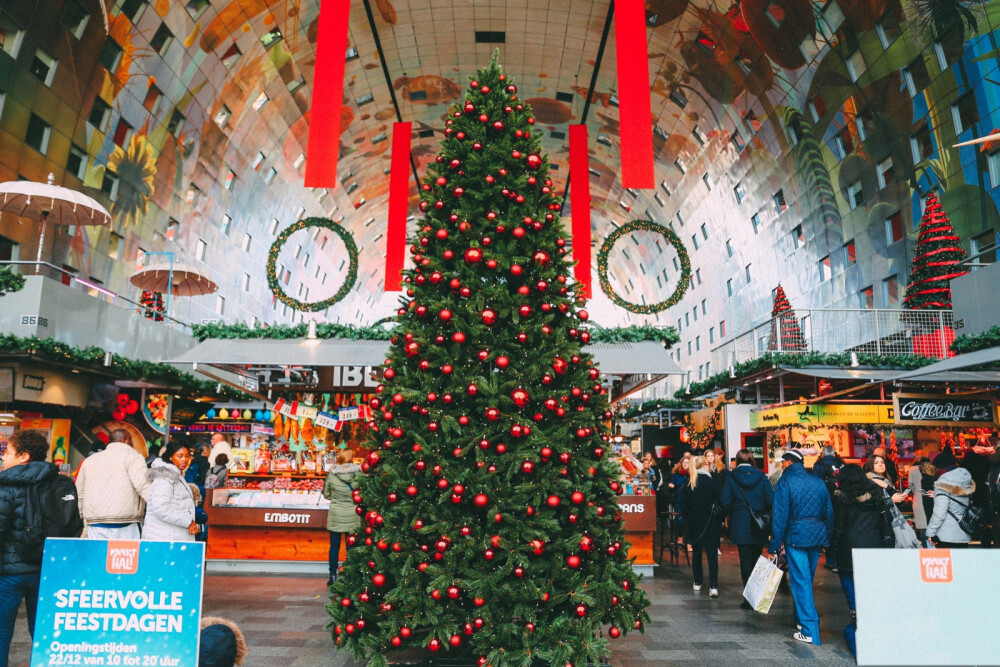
<box><xmin>893</xmin><ymin>347</ymin><xmax>1000</xmax><ymax>380</ymax></box>
<box><xmin>782</xmin><ymin>365</ymin><xmax>1000</xmax><ymax>384</ymax></box>
<box><xmin>170</xmin><ymin>339</ymin><xmax>681</xmax><ymax>376</ymax></box>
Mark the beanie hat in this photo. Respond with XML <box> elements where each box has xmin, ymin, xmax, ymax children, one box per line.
<box><xmin>781</xmin><ymin>450</ymin><xmax>804</xmax><ymax>464</ymax></box>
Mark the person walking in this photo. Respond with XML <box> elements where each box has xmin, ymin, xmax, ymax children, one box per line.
<box><xmin>721</xmin><ymin>449</ymin><xmax>773</xmax><ymax>605</ymax></box>
<box><xmin>76</xmin><ymin>428</ymin><xmax>150</xmax><ymax>540</ymax></box>
<box><xmin>143</xmin><ymin>442</ymin><xmax>198</xmax><ymax>542</ymax></box>
<box><xmin>926</xmin><ymin>466</ymin><xmax>976</xmax><ymax>548</ymax></box>
<box><xmin>0</xmin><ymin>431</ymin><xmax>81</xmax><ymax>667</ymax></box>
<box><xmin>812</xmin><ymin>445</ymin><xmax>844</xmax><ymax>571</ymax></box>
<box><xmin>682</xmin><ymin>455</ymin><xmax>722</xmax><ymax>597</ymax></box>
<box><xmin>909</xmin><ymin>450</ymin><xmax>930</xmax><ymax>543</ymax></box>
<box><xmin>770</xmin><ymin>450</ymin><xmax>834</xmax><ymax>645</ymax></box>
<box><xmin>830</xmin><ymin>465</ymin><xmax>893</xmax><ymax>618</ymax></box>
<box><xmin>322</xmin><ymin>448</ymin><xmax>360</xmax><ymax>585</ymax></box>
<box><xmin>205</xmin><ymin>454</ymin><xmax>230</xmax><ymax>491</ymax></box>
<box><xmin>208</xmin><ymin>433</ymin><xmax>232</xmax><ymax>468</ymax></box>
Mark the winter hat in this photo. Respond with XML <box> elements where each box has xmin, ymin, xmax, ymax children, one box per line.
<box><xmin>932</xmin><ymin>450</ymin><xmax>957</xmax><ymax>470</ymax></box>
<box><xmin>781</xmin><ymin>450</ymin><xmax>804</xmax><ymax>464</ymax></box>
<box><xmin>199</xmin><ymin>617</ymin><xmax>247</xmax><ymax>666</ymax></box>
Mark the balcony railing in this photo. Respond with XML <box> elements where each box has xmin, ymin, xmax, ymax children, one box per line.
<box><xmin>711</xmin><ymin>308</ymin><xmax>956</xmax><ymax>370</ymax></box>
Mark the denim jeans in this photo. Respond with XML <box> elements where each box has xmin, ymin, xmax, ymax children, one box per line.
<box><xmin>839</xmin><ymin>572</ymin><xmax>856</xmax><ymax>611</ymax></box>
<box><xmin>786</xmin><ymin>547</ymin><xmax>822</xmax><ymax>644</ymax></box>
<box><xmin>0</xmin><ymin>572</ymin><xmax>40</xmax><ymax>667</ymax></box>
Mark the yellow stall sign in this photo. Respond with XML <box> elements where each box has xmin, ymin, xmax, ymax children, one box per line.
<box><xmin>750</xmin><ymin>403</ymin><xmax>894</xmax><ymax>429</ymax></box>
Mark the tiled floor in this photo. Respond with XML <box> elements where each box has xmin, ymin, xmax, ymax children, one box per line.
<box><xmin>9</xmin><ymin>544</ymin><xmax>855</xmax><ymax>666</ymax></box>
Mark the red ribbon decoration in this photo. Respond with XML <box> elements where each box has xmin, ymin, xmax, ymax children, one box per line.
<box><xmin>614</xmin><ymin>0</ymin><xmax>655</xmax><ymax>189</ymax></box>
<box><xmin>385</xmin><ymin>122</ymin><xmax>411</xmax><ymax>292</ymax></box>
<box><xmin>569</xmin><ymin>125</ymin><xmax>592</xmax><ymax>297</ymax></box>
<box><xmin>304</xmin><ymin>0</ymin><xmax>351</xmax><ymax>188</ymax></box>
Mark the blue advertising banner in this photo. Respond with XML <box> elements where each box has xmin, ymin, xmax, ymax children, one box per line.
<box><xmin>30</xmin><ymin>539</ymin><xmax>205</xmax><ymax>667</ymax></box>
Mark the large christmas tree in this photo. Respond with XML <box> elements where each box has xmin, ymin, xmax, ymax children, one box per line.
<box><xmin>767</xmin><ymin>285</ymin><xmax>807</xmax><ymax>352</ymax></box>
<box><xmin>327</xmin><ymin>55</ymin><xmax>650</xmax><ymax>666</ymax></box>
<box><xmin>903</xmin><ymin>193</ymin><xmax>968</xmax><ymax>309</ymax></box>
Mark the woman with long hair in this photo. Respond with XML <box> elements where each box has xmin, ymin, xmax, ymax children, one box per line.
<box><xmin>682</xmin><ymin>455</ymin><xmax>723</xmax><ymax>597</ymax></box>
<box><xmin>721</xmin><ymin>449</ymin><xmax>773</xmax><ymax>604</ymax></box>
<box><xmin>322</xmin><ymin>447</ymin><xmax>360</xmax><ymax>585</ymax></box>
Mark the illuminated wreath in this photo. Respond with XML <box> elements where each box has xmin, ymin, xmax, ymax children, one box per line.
<box><xmin>597</xmin><ymin>220</ymin><xmax>691</xmax><ymax>314</ymax></box>
<box><xmin>266</xmin><ymin>217</ymin><xmax>358</xmax><ymax>312</ymax></box>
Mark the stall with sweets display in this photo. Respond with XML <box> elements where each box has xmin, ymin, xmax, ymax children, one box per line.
<box><xmin>611</xmin><ymin>438</ymin><xmax>657</xmax><ymax>570</ymax></box>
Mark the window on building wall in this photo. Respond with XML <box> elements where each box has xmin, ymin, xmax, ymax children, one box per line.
<box><xmin>221</xmin><ymin>215</ymin><xmax>232</xmax><ymax>235</ymax></box>
<box><xmin>751</xmin><ymin>213</ymin><xmax>761</xmax><ymax>234</ymax></box>
<box><xmin>66</xmin><ymin>145</ymin><xmax>87</xmax><ymax>179</ymax></box>
<box><xmin>727</xmin><ymin>279</ymin><xmax>734</xmax><ymax>296</ymax></box>
<box><xmin>242</xmin><ymin>273</ymin><xmax>251</xmax><ymax>291</ymax></box>
<box><xmin>167</xmin><ymin>109</ymin><xmax>185</xmax><ymax>137</ymax></box>
<box><xmin>700</xmin><ymin>299</ymin><xmax>707</xmax><ymax>316</ymax></box>
<box><xmin>910</xmin><ymin>124</ymin><xmax>933</xmax><ymax>163</ymax></box>
<box><xmin>186</xmin><ymin>183</ymin><xmax>200</xmax><ymax>206</ymax></box>
<box><xmin>150</xmin><ymin>23</ymin><xmax>174</xmax><ymax>55</ymax></box>
<box><xmin>725</xmin><ymin>238</ymin><xmax>734</xmax><ymax>257</ymax></box>
<box><xmin>112</xmin><ymin>118</ymin><xmax>132</xmax><ymax>147</ymax></box>
<box><xmin>700</xmin><ymin>223</ymin><xmax>709</xmax><ymax>240</ymax></box>
<box><xmin>745</xmin><ymin>264</ymin><xmax>752</xmax><ymax>283</ymax></box>
<box><xmin>734</xmin><ymin>182</ymin><xmax>745</xmax><ymax>204</ymax></box>
<box><xmin>855</xmin><ymin>105</ymin><xmax>873</xmax><ymax>141</ymax></box>
<box><xmin>819</xmin><ymin>255</ymin><xmax>831</xmax><ymax>282</ymax></box>
<box><xmin>833</xmin><ymin>127</ymin><xmax>853</xmax><ymax>160</ymax></box>
<box><xmin>143</xmin><ymin>83</ymin><xmax>163</xmax><ymax>114</ymax></box>
<box><xmin>951</xmin><ymin>91</ymin><xmax>979</xmax><ymax>135</ymax></box>
<box><xmin>1</xmin><ymin>12</ymin><xmax>25</xmax><ymax>58</ymax></box>
<box><xmin>846</xmin><ymin>50</ymin><xmax>867</xmax><ymax>81</ymax></box>
<box><xmin>731</xmin><ymin>133</ymin><xmax>746</xmax><ymax>152</ymax></box>
<box><xmin>882</xmin><ymin>274</ymin><xmax>900</xmax><ymax>306</ymax></box>
<box><xmin>691</xmin><ymin>234</ymin><xmax>700</xmax><ymax>251</ymax></box>
<box><xmin>216</xmin><ymin>295</ymin><xmax>226</xmax><ymax>315</ymax></box>
<box><xmin>720</xmin><ymin>320</ymin><xmax>727</xmax><ymax>337</ymax></box>
<box><xmin>261</xmin><ymin>26</ymin><xmax>283</xmax><ymax>49</ymax></box>
<box><xmin>672</xmin><ymin>256</ymin><xmax>680</xmax><ymax>271</ymax></box>
<box><xmin>24</xmin><ymin>114</ymin><xmax>51</xmax><ymax>154</ymax></box>
<box><xmin>674</xmin><ymin>158</ymin><xmax>687</xmax><ymax>175</ymax></box>
<box><xmin>62</xmin><ymin>0</ymin><xmax>90</xmax><ymax>38</ymax></box>
<box><xmin>165</xmin><ymin>218</ymin><xmax>180</xmax><ymax>240</ymax></box>
<box><xmin>224</xmin><ymin>170</ymin><xmax>236</xmax><ymax>191</ymax></box>
<box><xmin>252</xmin><ymin>92</ymin><xmax>269</xmax><ymax>111</ymax></box>
<box><xmin>268</xmin><ymin>218</ymin><xmax>279</xmax><ymax>235</ymax></box>
<box><xmin>971</xmin><ymin>230</ymin><xmax>998</xmax><ymax>263</ymax></box>
<box><xmin>847</xmin><ymin>180</ymin><xmax>864</xmax><ymax>210</ymax></box>
<box><xmin>709</xmin><ymin>327</ymin><xmax>716</xmax><ymax>344</ymax></box>
<box><xmin>660</xmin><ymin>180</ymin><xmax>672</xmax><ymax>196</ymax></box>
<box><xmin>792</xmin><ymin>225</ymin><xmax>804</xmax><ymax>248</ymax></box>
<box><xmin>98</xmin><ymin>38</ymin><xmax>124</xmax><ymax>71</ymax></box>
<box><xmin>876</xmin><ymin>156</ymin><xmax>894</xmax><ymax>189</ymax></box>
<box><xmin>196</xmin><ymin>239</ymin><xmax>207</xmax><ymax>262</ymax></box>
<box><xmin>676</xmin><ymin>211</ymin><xmax>685</xmax><ymax>227</ymax></box>
<box><xmin>702</xmin><ymin>173</ymin><xmax>711</xmax><ymax>191</ymax></box>
<box><xmin>933</xmin><ymin>42</ymin><xmax>950</xmax><ymax>71</ymax></box>
<box><xmin>251</xmin><ymin>152</ymin><xmax>265</xmax><ymax>170</ymax></box>
<box><xmin>688</xmin><ymin>341</ymin><xmax>693</xmax><ymax>355</ymax></box>
<box><xmin>264</xmin><ymin>167</ymin><xmax>277</xmax><ymax>185</ymax></box>
<box><xmin>989</xmin><ymin>151</ymin><xmax>1000</xmax><ymax>189</ymax></box>
<box><xmin>693</xmin><ymin>307</ymin><xmax>699</xmax><ymax>322</ymax></box>
<box><xmin>808</xmin><ymin>94</ymin><xmax>826</xmax><ymax>123</ymax></box>
<box><xmin>669</xmin><ymin>87</ymin><xmax>687</xmax><ymax>108</ymax></box>
<box><xmin>765</xmin><ymin>1</ymin><xmax>785</xmax><ymax>26</ymax></box>
<box><xmin>774</xmin><ymin>189</ymin><xmax>787</xmax><ymax>212</ymax></box>
<box><xmin>696</xmin><ymin>336</ymin><xmax>701</xmax><ymax>352</ymax></box>
<box><xmin>843</xmin><ymin>240</ymin><xmax>857</xmax><ymax>266</ymax></box>
<box><xmin>101</xmin><ymin>170</ymin><xmax>119</xmax><ymax>200</ymax></box>
<box><xmin>221</xmin><ymin>42</ymin><xmax>241</xmax><ymax>68</ymax></box>
<box><xmin>875</xmin><ymin>11</ymin><xmax>901</xmax><ymax>48</ymax></box>
<box><xmin>114</xmin><ymin>0</ymin><xmax>146</xmax><ymax>21</ymax></box>
<box><xmin>685</xmin><ymin>313</ymin><xmax>690</xmax><ymax>327</ymax></box>
<box><xmin>799</xmin><ymin>34</ymin><xmax>821</xmax><ymax>62</ymax></box>
<box><xmin>30</xmin><ymin>48</ymin><xmax>57</xmax><ymax>86</ymax></box>
<box><xmin>695</xmin><ymin>268</ymin><xmax>702</xmax><ymax>285</ymax></box>
<box><xmin>860</xmin><ymin>285</ymin><xmax>874</xmax><ymax>308</ymax></box>
<box><xmin>107</xmin><ymin>232</ymin><xmax>123</xmax><ymax>259</ymax></box>
<box><xmin>214</xmin><ymin>105</ymin><xmax>231</xmax><ymax>129</ymax></box>
<box><xmin>903</xmin><ymin>58</ymin><xmax>929</xmax><ymax>97</ymax></box>
<box><xmin>885</xmin><ymin>211</ymin><xmax>904</xmax><ymax>244</ymax></box>
<box><xmin>242</xmin><ymin>233</ymin><xmax>252</xmax><ymax>252</ymax></box>
<box><xmin>186</xmin><ymin>0</ymin><xmax>211</xmax><ymax>20</ymax></box>
<box><xmin>677</xmin><ymin>318</ymin><xmax>683</xmax><ymax>332</ymax></box>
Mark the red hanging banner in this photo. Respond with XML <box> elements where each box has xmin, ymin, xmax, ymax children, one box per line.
<box><xmin>385</xmin><ymin>122</ymin><xmax>411</xmax><ymax>292</ymax></box>
<box><xmin>614</xmin><ymin>0</ymin><xmax>655</xmax><ymax>189</ymax></box>
<box><xmin>304</xmin><ymin>0</ymin><xmax>351</xmax><ymax>188</ymax></box>
<box><xmin>569</xmin><ymin>124</ymin><xmax>592</xmax><ymax>298</ymax></box>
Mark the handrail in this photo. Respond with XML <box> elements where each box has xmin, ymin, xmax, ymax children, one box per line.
<box><xmin>0</xmin><ymin>261</ymin><xmax>193</xmax><ymax>331</ymax></box>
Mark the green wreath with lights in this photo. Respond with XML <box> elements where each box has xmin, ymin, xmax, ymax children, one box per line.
<box><xmin>266</xmin><ymin>217</ymin><xmax>358</xmax><ymax>312</ymax></box>
<box><xmin>597</xmin><ymin>219</ymin><xmax>691</xmax><ymax>314</ymax></box>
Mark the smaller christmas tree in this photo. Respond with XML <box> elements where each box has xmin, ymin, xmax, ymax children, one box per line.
<box><xmin>767</xmin><ymin>285</ymin><xmax>807</xmax><ymax>352</ymax></box>
<box><xmin>904</xmin><ymin>193</ymin><xmax>968</xmax><ymax>309</ymax></box>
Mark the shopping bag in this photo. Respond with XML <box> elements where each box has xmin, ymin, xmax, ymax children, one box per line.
<box><xmin>743</xmin><ymin>555</ymin><xmax>784</xmax><ymax>614</ymax></box>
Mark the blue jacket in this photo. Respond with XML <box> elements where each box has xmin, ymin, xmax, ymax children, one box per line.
<box><xmin>770</xmin><ymin>462</ymin><xmax>834</xmax><ymax>552</ymax></box>
<box><xmin>721</xmin><ymin>464</ymin><xmax>773</xmax><ymax>545</ymax></box>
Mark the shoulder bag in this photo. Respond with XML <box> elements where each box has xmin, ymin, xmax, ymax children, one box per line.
<box><xmin>738</xmin><ymin>484</ymin><xmax>771</xmax><ymax>535</ymax></box>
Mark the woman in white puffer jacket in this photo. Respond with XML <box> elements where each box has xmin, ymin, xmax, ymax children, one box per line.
<box><xmin>143</xmin><ymin>441</ymin><xmax>197</xmax><ymax>541</ymax></box>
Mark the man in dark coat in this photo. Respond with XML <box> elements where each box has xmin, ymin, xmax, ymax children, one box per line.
<box><xmin>721</xmin><ymin>450</ymin><xmax>773</xmax><ymax>598</ymax></box>
<box><xmin>770</xmin><ymin>450</ymin><xmax>834</xmax><ymax>645</ymax></box>
<box><xmin>812</xmin><ymin>445</ymin><xmax>844</xmax><ymax>572</ymax></box>
<box><xmin>0</xmin><ymin>430</ymin><xmax>65</xmax><ymax>666</ymax></box>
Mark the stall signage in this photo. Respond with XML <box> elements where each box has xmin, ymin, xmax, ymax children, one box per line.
<box><xmin>338</xmin><ymin>406</ymin><xmax>360</xmax><ymax>421</ymax></box>
<box><xmin>251</xmin><ymin>423</ymin><xmax>274</xmax><ymax>436</ymax></box>
<box><xmin>750</xmin><ymin>403</ymin><xmax>895</xmax><ymax>429</ymax></box>
<box><xmin>317</xmin><ymin>365</ymin><xmax>382</xmax><ymax>391</ymax></box>
<box><xmin>893</xmin><ymin>393</ymin><xmax>997</xmax><ymax>427</ymax></box>
<box><xmin>617</xmin><ymin>496</ymin><xmax>656</xmax><ymax>532</ymax></box>
<box><xmin>315</xmin><ymin>411</ymin><xmax>339</xmax><ymax>429</ymax></box>
<box><xmin>30</xmin><ymin>539</ymin><xmax>204</xmax><ymax>667</ymax></box>
<box><xmin>297</xmin><ymin>405</ymin><xmax>318</xmax><ymax>420</ymax></box>
<box><xmin>173</xmin><ymin>422</ymin><xmax>252</xmax><ymax>433</ymax></box>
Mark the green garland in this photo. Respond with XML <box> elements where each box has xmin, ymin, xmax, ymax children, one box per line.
<box><xmin>266</xmin><ymin>217</ymin><xmax>358</xmax><ymax>312</ymax></box>
<box><xmin>597</xmin><ymin>220</ymin><xmax>691</xmax><ymax>314</ymax></box>
<box><xmin>0</xmin><ymin>268</ymin><xmax>25</xmax><ymax>298</ymax></box>
<box><xmin>674</xmin><ymin>351</ymin><xmax>941</xmax><ymax>399</ymax></box>
<box><xmin>589</xmin><ymin>324</ymin><xmax>680</xmax><ymax>347</ymax></box>
<box><xmin>192</xmin><ymin>321</ymin><xmax>394</xmax><ymax>342</ymax></box>
<box><xmin>951</xmin><ymin>326</ymin><xmax>1000</xmax><ymax>355</ymax></box>
<box><xmin>620</xmin><ymin>398</ymin><xmax>699</xmax><ymax>420</ymax></box>
<box><xmin>0</xmin><ymin>334</ymin><xmax>250</xmax><ymax>400</ymax></box>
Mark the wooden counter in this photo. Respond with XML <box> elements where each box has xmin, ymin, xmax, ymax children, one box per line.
<box><xmin>617</xmin><ymin>495</ymin><xmax>657</xmax><ymax>565</ymax></box>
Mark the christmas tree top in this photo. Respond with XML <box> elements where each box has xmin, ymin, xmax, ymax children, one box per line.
<box><xmin>327</xmin><ymin>54</ymin><xmax>650</xmax><ymax>667</ymax></box>
<box><xmin>904</xmin><ymin>193</ymin><xmax>968</xmax><ymax>310</ymax></box>
<box><xmin>768</xmin><ymin>284</ymin><xmax>807</xmax><ymax>352</ymax></box>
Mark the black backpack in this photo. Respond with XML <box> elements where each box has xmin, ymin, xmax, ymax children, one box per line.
<box><xmin>17</xmin><ymin>473</ymin><xmax>84</xmax><ymax>563</ymax></box>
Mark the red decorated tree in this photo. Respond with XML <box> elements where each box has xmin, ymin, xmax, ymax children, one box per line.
<box><xmin>327</xmin><ymin>55</ymin><xmax>649</xmax><ymax>666</ymax></box>
<box><xmin>904</xmin><ymin>193</ymin><xmax>968</xmax><ymax>309</ymax></box>
<box><xmin>767</xmin><ymin>285</ymin><xmax>807</xmax><ymax>352</ymax></box>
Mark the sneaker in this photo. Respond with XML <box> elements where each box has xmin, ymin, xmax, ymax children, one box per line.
<box><xmin>709</xmin><ymin>588</ymin><xmax>719</xmax><ymax>598</ymax></box>
<box><xmin>792</xmin><ymin>631</ymin><xmax>814</xmax><ymax>644</ymax></box>
<box><xmin>693</xmin><ymin>584</ymin><xmax>702</xmax><ymax>592</ymax></box>
<box><xmin>717</xmin><ymin>548</ymin><xmax>722</xmax><ymax>556</ymax></box>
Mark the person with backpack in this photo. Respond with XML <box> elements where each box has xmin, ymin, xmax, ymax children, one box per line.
<box><xmin>76</xmin><ymin>429</ymin><xmax>150</xmax><ymax>540</ymax></box>
<box><xmin>204</xmin><ymin>454</ymin><xmax>230</xmax><ymax>491</ymax></box>
<box><xmin>926</xmin><ymin>467</ymin><xmax>976</xmax><ymax>548</ymax></box>
<box><xmin>0</xmin><ymin>430</ymin><xmax>82</xmax><ymax>667</ymax></box>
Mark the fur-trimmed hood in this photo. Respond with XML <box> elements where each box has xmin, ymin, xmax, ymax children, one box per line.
<box><xmin>147</xmin><ymin>458</ymin><xmax>183</xmax><ymax>483</ymax></box>
<box><xmin>834</xmin><ymin>489</ymin><xmax>875</xmax><ymax>506</ymax></box>
<box><xmin>934</xmin><ymin>467</ymin><xmax>975</xmax><ymax>497</ymax></box>
<box><xmin>199</xmin><ymin>616</ymin><xmax>247</xmax><ymax>666</ymax></box>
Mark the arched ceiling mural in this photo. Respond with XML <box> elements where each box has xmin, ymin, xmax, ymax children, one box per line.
<box><xmin>2</xmin><ymin>0</ymin><xmax>1000</xmax><ymax>379</ymax></box>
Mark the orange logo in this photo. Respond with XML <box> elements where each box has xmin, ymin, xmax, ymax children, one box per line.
<box><xmin>106</xmin><ymin>541</ymin><xmax>139</xmax><ymax>575</ymax></box>
<box><xmin>919</xmin><ymin>549</ymin><xmax>953</xmax><ymax>583</ymax></box>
